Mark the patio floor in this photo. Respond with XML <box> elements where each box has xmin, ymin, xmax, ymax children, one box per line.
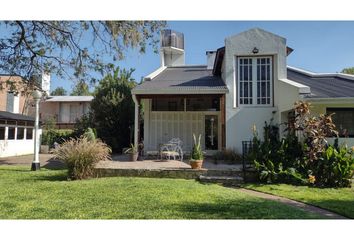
<box><xmin>102</xmin><ymin>154</ymin><xmax>243</xmax><ymax>171</ymax></box>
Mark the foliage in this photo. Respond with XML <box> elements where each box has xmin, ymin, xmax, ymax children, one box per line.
<box><xmin>0</xmin><ymin>21</ymin><xmax>166</xmax><ymax>84</ymax></box>
<box><xmin>250</xmin><ymin>101</ymin><xmax>353</xmax><ymax>188</ymax></box>
<box><xmin>41</xmin><ymin>129</ymin><xmax>73</xmax><ymax>147</ymax></box>
<box><xmin>124</xmin><ymin>143</ymin><xmax>138</xmax><ymax>154</ymax></box>
<box><xmin>54</xmin><ymin>137</ymin><xmax>111</xmax><ymax>180</ymax></box>
<box><xmin>83</xmin><ymin>127</ymin><xmax>96</xmax><ymax>142</ymax></box>
<box><xmin>213</xmin><ymin>148</ymin><xmax>243</xmax><ymax>164</ymax></box>
<box><xmin>90</xmin><ymin>67</ymin><xmax>136</xmax><ymax>152</ymax></box>
<box><xmin>0</xmin><ymin>166</ymin><xmax>321</xmax><ymax>219</ymax></box>
<box><xmin>72</xmin><ymin>113</ymin><xmax>94</xmax><ymax>138</ymax></box>
<box><xmin>50</xmin><ymin>87</ymin><xmax>67</xmax><ymax>96</ymax></box>
<box><xmin>190</xmin><ymin>134</ymin><xmax>204</xmax><ymax>161</ymax></box>
<box><xmin>250</xmin><ymin>121</ymin><xmax>306</xmax><ymax>185</ymax></box>
<box><xmin>341</xmin><ymin>67</ymin><xmax>354</xmax><ymax>75</ymax></box>
<box><xmin>311</xmin><ymin>145</ymin><xmax>354</xmax><ymax>187</ymax></box>
<box><xmin>294</xmin><ymin>101</ymin><xmax>338</xmax><ymax>162</ymax></box>
<box><xmin>70</xmin><ymin>80</ymin><xmax>91</xmax><ymax>96</ymax></box>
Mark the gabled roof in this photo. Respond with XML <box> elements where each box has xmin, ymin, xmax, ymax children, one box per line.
<box><xmin>133</xmin><ymin>65</ymin><xmax>228</xmax><ymax>95</ymax></box>
<box><xmin>287</xmin><ymin>66</ymin><xmax>354</xmax><ymax>98</ymax></box>
<box><xmin>45</xmin><ymin>96</ymin><xmax>94</xmax><ymax>102</ymax></box>
<box><xmin>0</xmin><ymin>111</ymin><xmax>35</xmax><ymax>122</ymax></box>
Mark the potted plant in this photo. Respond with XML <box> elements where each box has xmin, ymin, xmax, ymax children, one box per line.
<box><xmin>124</xmin><ymin>143</ymin><xmax>139</xmax><ymax>161</ymax></box>
<box><xmin>190</xmin><ymin>134</ymin><xmax>204</xmax><ymax>169</ymax></box>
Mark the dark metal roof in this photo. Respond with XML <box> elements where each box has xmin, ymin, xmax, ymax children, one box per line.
<box><xmin>0</xmin><ymin>111</ymin><xmax>35</xmax><ymax>122</ymax></box>
<box><xmin>134</xmin><ymin>65</ymin><xmax>228</xmax><ymax>94</ymax></box>
<box><xmin>287</xmin><ymin>68</ymin><xmax>354</xmax><ymax>98</ymax></box>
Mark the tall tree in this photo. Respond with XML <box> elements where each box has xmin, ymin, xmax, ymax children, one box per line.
<box><xmin>0</xmin><ymin>21</ymin><xmax>166</xmax><ymax>87</ymax></box>
<box><xmin>71</xmin><ymin>80</ymin><xmax>91</xmax><ymax>96</ymax></box>
<box><xmin>90</xmin><ymin>67</ymin><xmax>136</xmax><ymax>152</ymax></box>
<box><xmin>341</xmin><ymin>67</ymin><xmax>354</xmax><ymax>75</ymax></box>
<box><xmin>51</xmin><ymin>86</ymin><xmax>67</xmax><ymax>96</ymax></box>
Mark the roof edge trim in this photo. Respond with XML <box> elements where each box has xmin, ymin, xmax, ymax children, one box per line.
<box><xmin>287</xmin><ymin>66</ymin><xmax>354</xmax><ymax>81</ymax></box>
<box><xmin>279</xmin><ymin>78</ymin><xmax>311</xmax><ymax>94</ymax></box>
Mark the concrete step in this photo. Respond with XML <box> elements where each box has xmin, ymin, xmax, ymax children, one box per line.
<box><xmin>199</xmin><ymin>175</ymin><xmax>244</xmax><ymax>186</ymax></box>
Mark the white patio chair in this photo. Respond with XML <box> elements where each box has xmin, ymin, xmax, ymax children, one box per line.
<box><xmin>160</xmin><ymin>138</ymin><xmax>184</xmax><ymax>161</ymax></box>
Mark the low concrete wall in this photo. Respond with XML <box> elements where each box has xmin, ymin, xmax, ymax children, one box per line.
<box><xmin>94</xmin><ymin>168</ymin><xmax>208</xmax><ymax>179</ymax></box>
<box><xmin>94</xmin><ymin>167</ymin><xmax>257</xmax><ymax>183</ymax></box>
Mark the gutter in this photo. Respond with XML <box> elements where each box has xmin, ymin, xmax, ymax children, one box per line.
<box><xmin>132</xmin><ymin>88</ymin><xmax>229</xmax><ymax>95</ymax></box>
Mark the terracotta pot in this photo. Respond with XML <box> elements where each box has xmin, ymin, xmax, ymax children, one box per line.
<box><xmin>190</xmin><ymin>160</ymin><xmax>203</xmax><ymax>169</ymax></box>
<box><xmin>130</xmin><ymin>153</ymin><xmax>139</xmax><ymax>162</ymax></box>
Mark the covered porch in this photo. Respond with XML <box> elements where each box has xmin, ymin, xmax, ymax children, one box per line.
<box><xmin>131</xmin><ymin>64</ymin><xmax>229</xmax><ymax>156</ymax></box>
<box><xmin>134</xmin><ymin>94</ymin><xmax>226</xmax><ymax>155</ymax></box>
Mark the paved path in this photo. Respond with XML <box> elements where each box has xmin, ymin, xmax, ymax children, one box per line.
<box><xmin>238</xmin><ymin>188</ymin><xmax>348</xmax><ymax>219</ymax></box>
<box><xmin>0</xmin><ymin>154</ymin><xmax>65</xmax><ymax>169</ymax></box>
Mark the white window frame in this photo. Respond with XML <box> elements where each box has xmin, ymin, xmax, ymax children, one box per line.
<box><xmin>237</xmin><ymin>56</ymin><xmax>273</xmax><ymax>107</ymax></box>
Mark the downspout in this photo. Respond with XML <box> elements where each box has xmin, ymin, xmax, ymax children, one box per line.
<box><xmin>132</xmin><ymin>94</ymin><xmax>139</xmax><ymax>148</ymax></box>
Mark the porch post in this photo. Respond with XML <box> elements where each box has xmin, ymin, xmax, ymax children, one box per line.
<box><xmin>132</xmin><ymin>94</ymin><xmax>139</xmax><ymax>147</ymax></box>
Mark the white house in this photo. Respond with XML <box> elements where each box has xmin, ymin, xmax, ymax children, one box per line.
<box><xmin>132</xmin><ymin>28</ymin><xmax>354</xmax><ymax>154</ymax></box>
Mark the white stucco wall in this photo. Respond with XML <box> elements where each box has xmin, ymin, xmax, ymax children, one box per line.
<box><xmin>223</xmin><ymin>28</ymin><xmax>287</xmax><ymax>153</ymax></box>
<box><xmin>0</xmin><ymin>139</ymin><xmax>35</xmax><ymax>157</ymax></box>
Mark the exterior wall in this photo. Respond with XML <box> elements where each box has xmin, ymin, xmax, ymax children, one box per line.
<box><xmin>223</xmin><ymin>28</ymin><xmax>287</xmax><ymax>152</ymax></box>
<box><xmin>40</xmin><ymin>101</ymin><xmax>91</xmax><ymax>128</ymax></box>
<box><xmin>142</xmin><ymin>99</ymin><xmax>221</xmax><ymax>153</ymax></box>
<box><xmin>0</xmin><ymin>123</ymin><xmax>40</xmax><ymax>158</ymax></box>
<box><xmin>0</xmin><ymin>76</ymin><xmax>31</xmax><ymax>114</ymax></box>
<box><xmin>0</xmin><ymin>139</ymin><xmax>35</xmax><ymax>157</ymax></box>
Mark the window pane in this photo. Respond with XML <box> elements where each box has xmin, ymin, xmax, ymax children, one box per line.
<box><xmin>186</xmin><ymin>97</ymin><xmax>220</xmax><ymax>111</ymax></box>
<box><xmin>327</xmin><ymin>108</ymin><xmax>354</xmax><ymax>137</ymax></box>
<box><xmin>26</xmin><ymin>128</ymin><xmax>33</xmax><ymax>139</ymax></box>
<box><xmin>0</xmin><ymin>127</ymin><xmax>5</xmax><ymax>140</ymax></box>
<box><xmin>152</xmin><ymin>97</ymin><xmax>184</xmax><ymax>111</ymax></box>
<box><xmin>8</xmin><ymin>127</ymin><xmax>15</xmax><ymax>140</ymax></box>
<box><xmin>244</xmin><ymin>66</ymin><xmax>248</xmax><ymax>80</ymax></box>
<box><xmin>17</xmin><ymin>127</ymin><xmax>24</xmax><ymax>140</ymax></box>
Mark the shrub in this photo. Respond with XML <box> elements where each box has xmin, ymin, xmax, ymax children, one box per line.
<box><xmin>250</xmin><ymin>121</ymin><xmax>306</xmax><ymax>185</ymax></box>
<box><xmin>41</xmin><ymin>129</ymin><xmax>73</xmax><ymax>147</ymax></box>
<box><xmin>54</xmin><ymin>137</ymin><xmax>111</xmax><ymax>180</ymax></box>
<box><xmin>310</xmin><ymin>145</ymin><xmax>354</xmax><ymax>187</ymax></box>
<box><xmin>213</xmin><ymin>148</ymin><xmax>243</xmax><ymax>164</ymax></box>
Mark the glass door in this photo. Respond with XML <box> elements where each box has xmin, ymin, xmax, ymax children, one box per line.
<box><xmin>205</xmin><ymin>115</ymin><xmax>218</xmax><ymax>150</ymax></box>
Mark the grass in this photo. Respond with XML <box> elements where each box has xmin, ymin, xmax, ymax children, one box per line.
<box><xmin>0</xmin><ymin>166</ymin><xmax>323</xmax><ymax>219</ymax></box>
<box><xmin>244</xmin><ymin>183</ymin><xmax>354</xmax><ymax>218</ymax></box>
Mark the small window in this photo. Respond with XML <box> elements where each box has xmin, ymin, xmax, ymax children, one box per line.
<box><xmin>186</xmin><ymin>97</ymin><xmax>220</xmax><ymax>111</ymax></box>
<box><xmin>151</xmin><ymin>97</ymin><xmax>184</xmax><ymax>111</ymax></box>
<box><xmin>26</xmin><ymin>128</ymin><xmax>33</xmax><ymax>140</ymax></box>
<box><xmin>8</xmin><ymin>127</ymin><xmax>15</xmax><ymax>140</ymax></box>
<box><xmin>0</xmin><ymin>127</ymin><xmax>5</xmax><ymax>140</ymax></box>
<box><xmin>17</xmin><ymin>127</ymin><xmax>25</xmax><ymax>140</ymax></box>
<box><xmin>327</xmin><ymin>108</ymin><xmax>354</xmax><ymax>137</ymax></box>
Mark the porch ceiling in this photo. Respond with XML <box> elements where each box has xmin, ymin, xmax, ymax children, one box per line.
<box><xmin>132</xmin><ymin>65</ymin><xmax>228</xmax><ymax>95</ymax></box>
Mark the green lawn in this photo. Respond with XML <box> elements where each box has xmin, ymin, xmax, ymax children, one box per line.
<box><xmin>0</xmin><ymin>166</ymin><xmax>322</xmax><ymax>219</ymax></box>
<box><xmin>244</xmin><ymin>184</ymin><xmax>354</xmax><ymax>218</ymax></box>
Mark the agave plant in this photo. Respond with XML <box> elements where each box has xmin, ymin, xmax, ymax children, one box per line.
<box><xmin>190</xmin><ymin>133</ymin><xmax>203</xmax><ymax>161</ymax></box>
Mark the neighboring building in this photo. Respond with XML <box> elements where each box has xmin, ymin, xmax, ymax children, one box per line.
<box><xmin>0</xmin><ymin>111</ymin><xmax>36</xmax><ymax>157</ymax></box>
<box><xmin>40</xmin><ymin>96</ymin><xmax>93</xmax><ymax>129</ymax></box>
<box><xmin>0</xmin><ymin>73</ymin><xmax>49</xmax><ymax>157</ymax></box>
<box><xmin>132</xmin><ymin>28</ymin><xmax>354</xmax><ymax>154</ymax></box>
